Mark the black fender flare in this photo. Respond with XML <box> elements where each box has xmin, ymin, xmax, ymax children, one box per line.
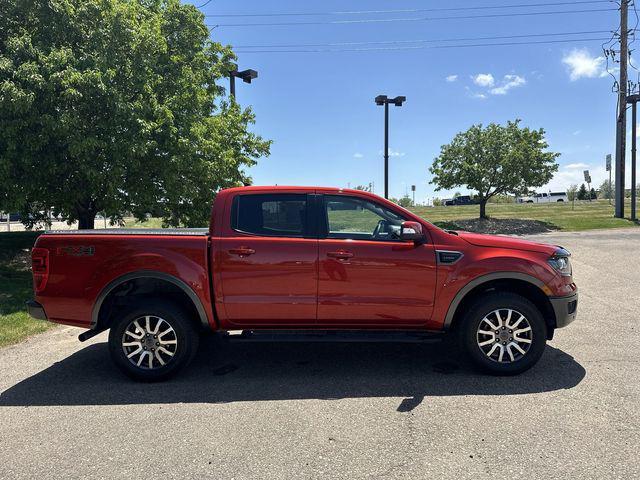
<box><xmin>443</xmin><ymin>271</ymin><xmax>547</xmax><ymax>330</ymax></box>
<box><xmin>91</xmin><ymin>270</ymin><xmax>210</xmax><ymax>330</ymax></box>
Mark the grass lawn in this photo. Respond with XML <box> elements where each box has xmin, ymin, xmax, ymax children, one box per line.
<box><xmin>411</xmin><ymin>199</ymin><xmax>639</xmax><ymax>231</ymax></box>
<box><xmin>0</xmin><ymin>231</ymin><xmax>53</xmax><ymax>347</ymax></box>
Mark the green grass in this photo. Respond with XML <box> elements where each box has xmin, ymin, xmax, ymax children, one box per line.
<box><xmin>410</xmin><ymin>199</ymin><xmax>639</xmax><ymax>231</ymax></box>
<box><xmin>0</xmin><ymin>231</ymin><xmax>52</xmax><ymax>347</ymax></box>
<box><xmin>123</xmin><ymin>217</ymin><xmax>165</xmax><ymax>229</ymax></box>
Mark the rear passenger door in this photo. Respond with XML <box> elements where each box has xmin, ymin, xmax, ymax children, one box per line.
<box><xmin>216</xmin><ymin>192</ymin><xmax>318</xmax><ymax>326</ymax></box>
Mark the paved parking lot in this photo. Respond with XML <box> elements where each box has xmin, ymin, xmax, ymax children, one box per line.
<box><xmin>1</xmin><ymin>228</ymin><xmax>638</xmax><ymax>479</ymax></box>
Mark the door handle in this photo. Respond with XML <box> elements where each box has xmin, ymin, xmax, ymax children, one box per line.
<box><xmin>229</xmin><ymin>247</ymin><xmax>256</xmax><ymax>257</ymax></box>
<box><xmin>327</xmin><ymin>250</ymin><xmax>354</xmax><ymax>259</ymax></box>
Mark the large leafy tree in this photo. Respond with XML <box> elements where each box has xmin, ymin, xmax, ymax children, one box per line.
<box><xmin>0</xmin><ymin>0</ymin><xmax>270</xmax><ymax>228</ymax></box>
<box><xmin>430</xmin><ymin>120</ymin><xmax>559</xmax><ymax>219</ymax></box>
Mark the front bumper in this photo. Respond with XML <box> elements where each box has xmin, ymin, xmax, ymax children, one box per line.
<box><xmin>549</xmin><ymin>292</ymin><xmax>578</xmax><ymax>328</ymax></box>
<box><xmin>26</xmin><ymin>300</ymin><xmax>48</xmax><ymax>321</ymax></box>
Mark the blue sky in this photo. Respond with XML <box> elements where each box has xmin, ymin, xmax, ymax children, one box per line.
<box><xmin>193</xmin><ymin>0</ymin><xmax>630</xmax><ymax>203</ymax></box>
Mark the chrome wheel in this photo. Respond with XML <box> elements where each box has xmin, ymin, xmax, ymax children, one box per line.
<box><xmin>121</xmin><ymin>316</ymin><xmax>178</xmax><ymax>370</ymax></box>
<box><xmin>476</xmin><ymin>309</ymin><xmax>533</xmax><ymax>363</ymax></box>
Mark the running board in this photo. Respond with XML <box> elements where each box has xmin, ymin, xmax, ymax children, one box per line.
<box><xmin>223</xmin><ymin>330</ymin><xmax>444</xmax><ymax>344</ymax></box>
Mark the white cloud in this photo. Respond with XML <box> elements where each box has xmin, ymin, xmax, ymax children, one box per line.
<box><xmin>472</xmin><ymin>73</ymin><xmax>495</xmax><ymax>87</ymax></box>
<box><xmin>565</xmin><ymin>162</ymin><xmax>589</xmax><ymax>169</ymax></box>
<box><xmin>464</xmin><ymin>86</ymin><xmax>487</xmax><ymax>100</ymax></box>
<box><xmin>562</xmin><ymin>48</ymin><xmax>606</xmax><ymax>81</ymax></box>
<box><xmin>489</xmin><ymin>74</ymin><xmax>526</xmax><ymax>95</ymax></box>
<box><xmin>445</xmin><ymin>74</ymin><xmax>458</xmax><ymax>82</ymax></box>
<box><xmin>573</xmin><ymin>130</ymin><xmax>581</xmax><ymax>136</ymax></box>
<box><xmin>353</xmin><ymin>152</ymin><xmax>364</xmax><ymax>158</ymax></box>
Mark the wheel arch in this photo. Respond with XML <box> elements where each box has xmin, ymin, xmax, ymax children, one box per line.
<box><xmin>92</xmin><ymin>271</ymin><xmax>210</xmax><ymax>331</ymax></box>
<box><xmin>444</xmin><ymin>272</ymin><xmax>557</xmax><ymax>338</ymax></box>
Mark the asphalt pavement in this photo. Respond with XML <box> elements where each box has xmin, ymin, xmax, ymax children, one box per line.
<box><xmin>1</xmin><ymin>228</ymin><xmax>638</xmax><ymax>479</ymax></box>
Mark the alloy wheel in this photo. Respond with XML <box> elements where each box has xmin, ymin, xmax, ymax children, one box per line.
<box><xmin>476</xmin><ymin>309</ymin><xmax>533</xmax><ymax>363</ymax></box>
<box><xmin>121</xmin><ymin>316</ymin><xmax>178</xmax><ymax>369</ymax></box>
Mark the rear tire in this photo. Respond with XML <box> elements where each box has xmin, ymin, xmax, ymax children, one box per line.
<box><xmin>459</xmin><ymin>292</ymin><xmax>546</xmax><ymax>375</ymax></box>
<box><xmin>108</xmin><ymin>300</ymin><xmax>199</xmax><ymax>382</ymax></box>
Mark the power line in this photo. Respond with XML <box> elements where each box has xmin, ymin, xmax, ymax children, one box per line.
<box><xmin>196</xmin><ymin>0</ymin><xmax>214</xmax><ymax>8</ymax></box>
<box><xmin>207</xmin><ymin>0</ymin><xmax>610</xmax><ymax>17</ymax></box>
<box><xmin>211</xmin><ymin>8</ymin><xmax>617</xmax><ymax>27</ymax></box>
<box><xmin>234</xmin><ymin>30</ymin><xmax>612</xmax><ymax>49</ymax></box>
<box><xmin>234</xmin><ymin>36</ymin><xmax>610</xmax><ymax>53</ymax></box>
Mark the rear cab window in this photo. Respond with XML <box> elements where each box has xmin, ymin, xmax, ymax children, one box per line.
<box><xmin>231</xmin><ymin>194</ymin><xmax>309</xmax><ymax>237</ymax></box>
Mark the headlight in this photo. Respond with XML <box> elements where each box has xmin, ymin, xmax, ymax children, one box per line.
<box><xmin>548</xmin><ymin>247</ymin><xmax>572</xmax><ymax>276</ymax></box>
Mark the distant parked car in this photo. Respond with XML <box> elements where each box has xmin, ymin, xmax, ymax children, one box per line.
<box><xmin>0</xmin><ymin>212</ymin><xmax>22</xmax><ymax>222</ymax></box>
<box><xmin>444</xmin><ymin>195</ymin><xmax>477</xmax><ymax>206</ymax></box>
<box><xmin>518</xmin><ymin>192</ymin><xmax>567</xmax><ymax>203</ymax></box>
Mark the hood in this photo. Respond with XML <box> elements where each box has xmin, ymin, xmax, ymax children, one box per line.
<box><xmin>456</xmin><ymin>231</ymin><xmax>557</xmax><ymax>255</ymax></box>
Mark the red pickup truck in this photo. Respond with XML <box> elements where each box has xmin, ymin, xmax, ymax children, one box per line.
<box><xmin>27</xmin><ymin>186</ymin><xmax>577</xmax><ymax>381</ymax></box>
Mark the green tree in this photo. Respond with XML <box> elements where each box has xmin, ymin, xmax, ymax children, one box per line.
<box><xmin>0</xmin><ymin>0</ymin><xmax>270</xmax><ymax>229</ymax></box>
<box><xmin>398</xmin><ymin>194</ymin><xmax>413</xmax><ymax>208</ymax></box>
<box><xmin>577</xmin><ymin>183</ymin><xmax>588</xmax><ymax>200</ymax></box>
<box><xmin>429</xmin><ymin>120</ymin><xmax>559</xmax><ymax>219</ymax></box>
<box><xmin>598</xmin><ymin>180</ymin><xmax>614</xmax><ymax>200</ymax></box>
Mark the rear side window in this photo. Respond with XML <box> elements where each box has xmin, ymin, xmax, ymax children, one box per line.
<box><xmin>231</xmin><ymin>194</ymin><xmax>308</xmax><ymax>237</ymax></box>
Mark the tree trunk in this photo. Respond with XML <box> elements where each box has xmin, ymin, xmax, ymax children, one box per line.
<box><xmin>77</xmin><ymin>210</ymin><xmax>96</xmax><ymax>230</ymax></box>
<box><xmin>479</xmin><ymin>199</ymin><xmax>488</xmax><ymax>219</ymax></box>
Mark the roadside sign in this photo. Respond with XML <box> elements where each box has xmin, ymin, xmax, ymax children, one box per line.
<box><xmin>411</xmin><ymin>185</ymin><xmax>415</xmax><ymax>192</ymax></box>
<box><xmin>606</xmin><ymin>154</ymin><xmax>612</xmax><ymax>171</ymax></box>
<box><xmin>583</xmin><ymin>170</ymin><xmax>590</xmax><ymax>182</ymax></box>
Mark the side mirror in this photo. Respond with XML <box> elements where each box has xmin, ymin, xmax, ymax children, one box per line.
<box><xmin>400</xmin><ymin>221</ymin><xmax>424</xmax><ymax>242</ymax></box>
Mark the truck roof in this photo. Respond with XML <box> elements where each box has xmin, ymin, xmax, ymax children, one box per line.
<box><xmin>220</xmin><ymin>185</ymin><xmax>370</xmax><ymax>194</ymax></box>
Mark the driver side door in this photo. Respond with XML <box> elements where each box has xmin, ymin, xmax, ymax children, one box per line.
<box><xmin>317</xmin><ymin>194</ymin><xmax>437</xmax><ymax>327</ymax></box>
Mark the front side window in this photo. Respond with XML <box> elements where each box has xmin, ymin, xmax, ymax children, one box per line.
<box><xmin>324</xmin><ymin>195</ymin><xmax>405</xmax><ymax>241</ymax></box>
<box><xmin>232</xmin><ymin>194</ymin><xmax>308</xmax><ymax>237</ymax></box>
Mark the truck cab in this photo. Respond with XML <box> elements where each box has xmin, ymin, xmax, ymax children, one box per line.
<box><xmin>28</xmin><ymin>186</ymin><xmax>578</xmax><ymax>381</ymax></box>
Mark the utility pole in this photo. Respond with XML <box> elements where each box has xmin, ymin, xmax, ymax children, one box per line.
<box><xmin>606</xmin><ymin>154</ymin><xmax>612</xmax><ymax>205</ymax></box>
<box><xmin>615</xmin><ymin>0</ymin><xmax>629</xmax><ymax>218</ymax></box>
<box><xmin>629</xmin><ymin>95</ymin><xmax>639</xmax><ymax>220</ymax></box>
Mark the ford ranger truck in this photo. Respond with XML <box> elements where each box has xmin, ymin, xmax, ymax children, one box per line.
<box><xmin>27</xmin><ymin>186</ymin><xmax>578</xmax><ymax>381</ymax></box>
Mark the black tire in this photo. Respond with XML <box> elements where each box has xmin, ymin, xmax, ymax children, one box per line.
<box><xmin>459</xmin><ymin>292</ymin><xmax>547</xmax><ymax>375</ymax></box>
<box><xmin>108</xmin><ymin>300</ymin><xmax>199</xmax><ymax>382</ymax></box>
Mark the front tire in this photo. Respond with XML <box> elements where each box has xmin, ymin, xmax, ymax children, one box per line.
<box><xmin>459</xmin><ymin>292</ymin><xmax>547</xmax><ymax>375</ymax></box>
<box><xmin>108</xmin><ymin>300</ymin><xmax>199</xmax><ymax>382</ymax></box>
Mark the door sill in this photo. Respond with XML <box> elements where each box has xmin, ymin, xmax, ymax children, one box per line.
<box><xmin>222</xmin><ymin>329</ymin><xmax>444</xmax><ymax>343</ymax></box>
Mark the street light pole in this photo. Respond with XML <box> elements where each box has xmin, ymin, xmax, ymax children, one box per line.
<box><xmin>384</xmin><ymin>101</ymin><xmax>389</xmax><ymax>199</ymax></box>
<box><xmin>229</xmin><ymin>67</ymin><xmax>258</xmax><ymax>99</ymax></box>
<box><xmin>375</xmin><ymin>95</ymin><xmax>406</xmax><ymax>199</ymax></box>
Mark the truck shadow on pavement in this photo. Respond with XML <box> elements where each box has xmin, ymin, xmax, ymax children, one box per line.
<box><xmin>0</xmin><ymin>336</ymin><xmax>585</xmax><ymax>411</ymax></box>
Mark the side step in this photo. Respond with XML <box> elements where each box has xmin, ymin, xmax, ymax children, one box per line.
<box><xmin>223</xmin><ymin>329</ymin><xmax>444</xmax><ymax>344</ymax></box>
